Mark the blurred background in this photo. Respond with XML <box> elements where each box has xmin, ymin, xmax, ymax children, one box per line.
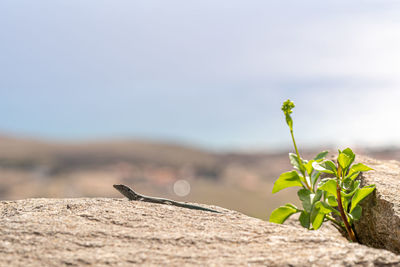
<box><xmin>1</xmin><ymin>0</ymin><xmax>400</xmax><ymax>220</ymax></box>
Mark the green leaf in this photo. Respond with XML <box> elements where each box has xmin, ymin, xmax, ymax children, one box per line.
<box><xmin>348</xmin><ymin>163</ymin><xmax>374</xmax><ymax>178</ymax></box>
<box><xmin>311</xmin><ymin>171</ymin><xmax>321</xmax><ymax>187</ymax></box>
<box><xmin>350</xmin><ymin>205</ymin><xmax>362</xmax><ymax>221</ymax></box>
<box><xmin>351</xmin><ymin>163</ymin><xmax>373</xmax><ymax>172</ymax></box>
<box><xmin>317</xmin><ymin>201</ymin><xmax>335</xmax><ymax>213</ymax></box>
<box><xmin>314</xmin><ymin>151</ymin><xmax>329</xmax><ymax>161</ymax></box>
<box><xmin>297</xmin><ymin>189</ymin><xmax>322</xmax><ymax>213</ymax></box>
<box><xmin>342</xmin><ymin>181</ymin><xmax>360</xmax><ymax>198</ymax></box>
<box><xmin>311</xmin><ymin>211</ymin><xmax>325</xmax><ymax>230</ymax></box>
<box><xmin>343</xmin><ymin>178</ymin><xmax>353</xmax><ymax>190</ymax></box>
<box><xmin>298</xmin><ymin>189</ymin><xmax>312</xmax><ymax>212</ymax></box>
<box><xmin>299</xmin><ymin>210</ymin><xmax>310</xmax><ymax>229</ymax></box>
<box><xmin>347</xmin><ymin>171</ymin><xmax>360</xmax><ymax>180</ymax></box>
<box><xmin>310</xmin><ymin>201</ymin><xmax>333</xmax><ymax>230</ymax></box>
<box><xmin>327</xmin><ymin>195</ymin><xmax>338</xmax><ymax>207</ymax></box>
<box><xmin>269</xmin><ymin>204</ymin><xmax>299</xmax><ymax>224</ymax></box>
<box><xmin>314</xmin><ymin>190</ymin><xmax>323</xmax><ymax>204</ymax></box>
<box><xmin>289</xmin><ymin>153</ymin><xmax>301</xmax><ymax>170</ymax></box>
<box><xmin>312</xmin><ymin>160</ymin><xmax>337</xmax><ymax>175</ymax></box>
<box><xmin>297</xmin><ymin>189</ymin><xmax>310</xmax><ymax>199</ymax></box>
<box><xmin>284</xmin><ymin>203</ymin><xmax>298</xmax><ymax>209</ymax></box>
<box><xmin>272</xmin><ymin>171</ymin><xmax>303</xmax><ymax>193</ymax></box>
<box><xmin>318</xmin><ymin>178</ymin><xmax>337</xmax><ymax>197</ymax></box>
<box><xmin>342</xmin><ymin>148</ymin><xmax>355</xmax><ymax>165</ymax></box>
<box><xmin>304</xmin><ymin>160</ymin><xmax>314</xmax><ymax>176</ymax></box>
<box><xmin>350</xmin><ymin>185</ymin><xmax>376</xmax><ymax>212</ymax></box>
<box><xmin>338</xmin><ymin>153</ymin><xmax>351</xmax><ymax>170</ymax></box>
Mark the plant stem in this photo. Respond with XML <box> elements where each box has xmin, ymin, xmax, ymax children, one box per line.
<box><xmin>290</xmin><ymin>129</ymin><xmax>301</xmax><ymax>161</ymax></box>
<box><xmin>290</xmin><ymin>129</ymin><xmax>312</xmax><ymax>191</ymax></box>
<box><xmin>336</xmin><ymin>181</ymin><xmax>357</xmax><ymax>242</ymax></box>
<box><xmin>326</xmin><ymin>215</ymin><xmax>343</xmax><ymax>229</ymax></box>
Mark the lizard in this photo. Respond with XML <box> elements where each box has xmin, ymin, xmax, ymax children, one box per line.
<box><xmin>113</xmin><ymin>184</ymin><xmax>221</xmax><ymax>213</ymax></box>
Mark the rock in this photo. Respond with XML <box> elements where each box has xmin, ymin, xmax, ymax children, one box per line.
<box><xmin>354</xmin><ymin>156</ymin><xmax>400</xmax><ymax>254</ymax></box>
<box><xmin>1</xmin><ymin>198</ymin><xmax>399</xmax><ymax>266</ymax></box>
<box><xmin>284</xmin><ymin>213</ymin><xmax>346</xmax><ymax>240</ymax></box>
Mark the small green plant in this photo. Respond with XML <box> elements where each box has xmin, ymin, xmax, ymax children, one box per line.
<box><xmin>269</xmin><ymin>99</ymin><xmax>375</xmax><ymax>242</ymax></box>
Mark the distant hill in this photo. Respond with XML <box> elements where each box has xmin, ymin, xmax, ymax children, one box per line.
<box><xmin>0</xmin><ymin>134</ymin><xmax>399</xmax><ymax>219</ymax></box>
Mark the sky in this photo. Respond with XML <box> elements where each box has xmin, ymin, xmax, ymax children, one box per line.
<box><xmin>1</xmin><ymin>1</ymin><xmax>400</xmax><ymax>151</ymax></box>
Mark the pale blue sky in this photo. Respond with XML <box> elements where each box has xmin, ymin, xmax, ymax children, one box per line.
<box><xmin>1</xmin><ymin>1</ymin><xmax>400</xmax><ymax>150</ymax></box>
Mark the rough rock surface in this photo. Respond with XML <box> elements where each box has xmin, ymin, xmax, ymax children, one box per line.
<box><xmin>355</xmin><ymin>156</ymin><xmax>400</xmax><ymax>254</ymax></box>
<box><xmin>1</xmin><ymin>198</ymin><xmax>399</xmax><ymax>266</ymax></box>
<box><xmin>284</xmin><ymin>213</ymin><xmax>346</xmax><ymax>240</ymax></box>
